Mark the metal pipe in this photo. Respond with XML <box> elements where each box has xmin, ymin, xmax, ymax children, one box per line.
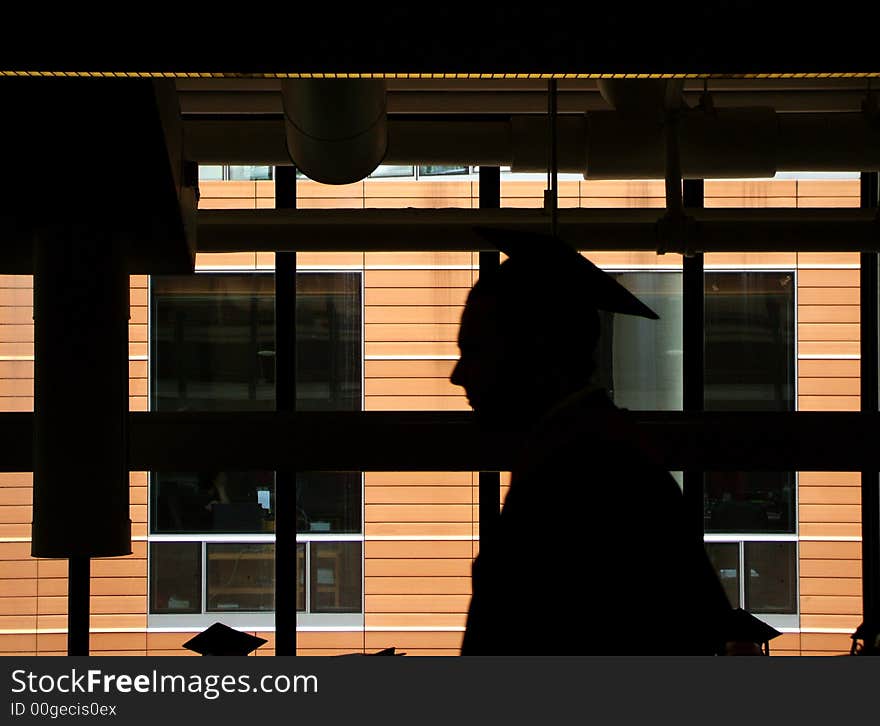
<box><xmin>281</xmin><ymin>79</ymin><xmax>387</xmax><ymax>184</ymax></box>
<box><xmin>183</xmin><ymin>111</ymin><xmax>880</xmax><ymax>175</ymax></box>
<box><xmin>194</xmin><ymin>208</ymin><xmax>880</xmax><ymax>254</ymax></box>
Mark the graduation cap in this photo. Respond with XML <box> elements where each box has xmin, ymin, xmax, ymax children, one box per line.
<box><xmin>472</xmin><ymin>226</ymin><xmax>659</xmax><ymax>320</ymax></box>
<box><xmin>849</xmin><ymin>621</ymin><xmax>879</xmax><ymax>655</ymax></box>
<box><xmin>183</xmin><ymin>623</ymin><xmax>267</xmax><ymax>656</ymax></box>
<box><xmin>722</xmin><ymin>608</ymin><xmax>782</xmax><ymax>655</ymax></box>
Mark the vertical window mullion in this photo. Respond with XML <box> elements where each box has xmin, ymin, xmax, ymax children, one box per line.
<box><xmin>682</xmin><ymin>179</ymin><xmax>705</xmax><ymax>543</ymax></box>
<box><xmin>274</xmin><ymin>165</ymin><xmax>298</xmax><ymax>654</ymax></box>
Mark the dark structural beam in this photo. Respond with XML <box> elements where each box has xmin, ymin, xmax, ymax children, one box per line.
<box><xmin>193</xmin><ymin>207</ymin><xmax>880</xmax><ymax>255</ymax></box>
<box><xmin>861</xmin><ymin>170</ymin><xmax>880</xmax><ymax>626</ymax></box>
<box><xmin>4</xmin><ymin>411</ymin><xmax>880</xmax><ymax>473</ymax></box>
<box><xmin>274</xmin><ymin>166</ymin><xmax>298</xmax><ymax>656</ymax></box>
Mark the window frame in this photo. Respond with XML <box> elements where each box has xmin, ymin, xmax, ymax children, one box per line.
<box><xmin>146</xmin><ymin>266</ymin><xmax>366</xmax><ymax>631</ymax></box>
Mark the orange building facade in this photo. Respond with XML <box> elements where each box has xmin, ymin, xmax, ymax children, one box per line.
<box><xmin>0</xmin><ymin>172</ymin><xmax>866</xmax><ymax>656</ymax></box>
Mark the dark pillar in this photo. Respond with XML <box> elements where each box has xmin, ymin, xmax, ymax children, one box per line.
<box><xmin>478</xmin><ymin>166</ymin><xmax>501</xmax><ymax>539</ymax></box>
<box><xmin>860</xmin><ymin>171</ymin><xmax>880</xmax><ymax>625</ymax></box>
<box><xmin>682</xmin><ymin>180</ymin><xmax>705</xmax><ymax>543</ymax></box>
<box><xmin>274</xmin><ymin>166</ymin><xmax>298</xmax><ymax>655</ymax></box>
<box><xmin>32</xmin><ymin>225</ymin><xmax>131</xmax><ymax>656</ymax></box>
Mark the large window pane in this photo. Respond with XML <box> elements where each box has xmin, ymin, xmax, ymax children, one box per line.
<box><xmin>150</xmin><ymin>542</ymin><xmax>201</xmax><ymax>614</ymax></box>
<box><xmin>152</xmin><ymin>274</ymin><xmax>275</xmax><ymax>411</ymax></box>
<box><xmin>227</xmin><ymin>165</ymin><xmax>273</xmax><ymax>181</ymax></box>
<box><xmin>745</xmin><ymin>542</ymin><xmax>797</xmax><ymax>614</ymax></box>
<box><xmin>705</xmin><ymin>271</ymin><xmax>795</xmax><ymax>411</ymax></box>
<box><xmin>704</xmin><ymin>471</ymin><xmax>796</xmax><ymax>534</ymax></box>
<box><xmin>419</xmin><ymin>165</ymin><xmax>469</xmax><ymax>176</ymax></box>
<box><xmin>310</xmin><ymin>542</ymin><xmax>362</xmax><ymax>613</ymax></box>
<box><xmin>152</xmin><ymin>471</ymin><xmax>275</xmax><ymax>534</ymax></box>
<box><xmin>207</xmin><ymin>543</ymin><xmax>275</xmax><ymax>612</ymax></box>
<box><xmin>370</xmin><ymin>165</ymin><xmax>414</xmax><ymax>177</ymax></box>
<box><xmin>705</xmin><ymin>542</ymin><xmax>739</xmax><ymax>609</ymax></box>
<box><xmin>297</xmin><ymin>472</ymin><xmax>361</xmax><ymax>534</ymax></box>
<box><xmin>597</xmin><ymin>271</ymin><xmax>682</xmax><ymax>410</ymax></box>
<box><xmin>296</xmin><ymin>273</ymin><xmax>362</xmax><ymax>410</ymax></box>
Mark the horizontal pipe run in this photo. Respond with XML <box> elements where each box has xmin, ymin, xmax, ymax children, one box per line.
<box><xmin>194</xmin><ymin>207</ymin><xmax>880</xmax><ymax>254</ymax></box>
<box><xmin>1</xmin><ymin>411</ymin><xmax>880</xmax><ymax>472</ymax></box>
<box><xmin>183</xmin><ymin>112</ymin><xmax>880</xmax><ymax>174</ymax></box>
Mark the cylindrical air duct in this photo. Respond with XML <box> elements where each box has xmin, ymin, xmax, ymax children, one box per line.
<box><xmin>31</xmin><ymin>226</ymin><xmax>131</xmax><ymax>558</ymax></box>
<box><xmin>281</xmin><ymin>79</ymin><xmax>387</xmax><ymax>184</ymax></box>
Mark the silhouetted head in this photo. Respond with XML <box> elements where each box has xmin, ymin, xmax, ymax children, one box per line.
<box><xmin>450</xmin><ymin>228</ymin><xmax>658</xmax><ymax>429</ymax></box>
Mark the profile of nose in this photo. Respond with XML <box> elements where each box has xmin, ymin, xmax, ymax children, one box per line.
<box><xmin>450</xmin><ymin>359</ymin><xmax>463</xmax><ymax>387</ymax></box>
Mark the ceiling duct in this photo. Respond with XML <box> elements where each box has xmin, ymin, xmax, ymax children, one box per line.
<box><xmin>280</xmin><ymin>79</ymin><xmax>388</xmax><ymax>184</ymax></box>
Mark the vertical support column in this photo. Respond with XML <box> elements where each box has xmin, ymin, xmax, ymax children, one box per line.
<box><xmin>682</xmin><ymin>180</ymin><xmax>705</xmax><ymax>543</ymax></box>
<box><xmin>860</xmin><ymin>171</ymin><xmax>880</xmax><ymax>625</ymax></box>
<box><xmin>274</xmin><ymin>166</ymin><xmax>298</xmax><ymax>655</ymax></box>
<box><xmin>68</xmin><ymin>558</ymin><xmax>90</xmax><ymax>655</ymax></box>
<box><xmin>478</xmin><ymin>166</ymin><xmax>501</xmax><ymax>540</ymax></box>
<box><xmin>32</xmin><ymin>225</ymin><xmax>131</xmax><ymax>657</ymax></box>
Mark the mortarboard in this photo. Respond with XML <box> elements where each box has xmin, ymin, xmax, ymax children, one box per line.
<box><xmin>472</xmin><ymin>226</ymin><xmax>659</xmax><ymax>320</ymax></box>
<box><xmin>183</xmin><ymin>623</ymin><xmax>267</xmax><ymax>656</ymax></box>
<box><xmin>722</xmin><ymin>608</ymin><xmax>782</xmax><ymax>654</ymax></box>
<box><xmin>850</xmin><ymin>620</ymin><xmax>879</xmax><ymax>655</ymax></box>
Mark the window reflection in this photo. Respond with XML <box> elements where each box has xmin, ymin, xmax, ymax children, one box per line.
<box><xmin>745</xmin><ymin>542</ymin><xmax>797</xmax><ymax>614</ymax></box>
<box><xmin>598</xmin><ymin>272</ymin><xmax>683</xmax><ymax>411</ymax></box>
<box><xmin>705</xmin><ymin>542</ymin><xmax>740</xmax><ymax>609</ymax></box>
<box><xmin>704</xmin><ymin>471</ymin><xmax>796</xmax><ymax>534</ymax></box>
<box><xmin>310</xmin><ymin>542</ymin><xmax>362</xmax><ymax>613</ymax></box>
<box><xmin>207</xmin><ymin>543</ymin><xmax>275</xmax><ymax>612</ymax></box>
<box><xmin>705</xmin><ymin>271</ymin><xmax>795</xmax><ymax>411</ymax></box>
<box><xmin>150</xmin><ymin>542</ymin><xmax>201</xmax><ymax>614</ymax></box>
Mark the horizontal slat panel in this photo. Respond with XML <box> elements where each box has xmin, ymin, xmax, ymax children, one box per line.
<box><xmin>365</xmin><ymin>288</ymin><xmax>470</xmax><ymax>306</ymax></box>
<box><xmin>797</xmin><ymin>395</ymin><xmax>859</xmax><ymax>411</ymax></box>
<box><xmin>800</xmin><ymin>595</ymin><xmax>862</xmax><ymax>615</ymax></box>
<box><xmin>365</xmin><ymin>577</ymin><xmax>472</xmax><ymax>595</ymax></box>
<box><xmin>365</xmin><ymin>306</ymin><xmax>465</xmax><ymax>325</ymax></box>
<box><xmin>799</xmin><ymin>522</ymin><xmax>862</xmax><ymax>537</ymax></box>
<box><xmin>799</xmin><ymin>504</ymin><xmax>860</xmax><ymax>522</ymax></box>
<box><xmin>797</xmin><ymin>486</ymin><xmax>861</xmax><ymax>504</ymax></box>
<box><xmin>798</xmin><ymin>323</ymin><xmax>859</xmax><ymax>341</ymax></box>
<box><xmin>797</xmin><ymin>378</ymin><xmax>859</xmax><ymax>395</ymax></box>
<box><xmin>365</xmin><ymin>270</ymin><xmax>474</xmax><ymax>288</ymax></box>
<box><xmin>797</xmin><ymin>359</ymin><xmax>859</xmax><ymax>377</ymax></box>
<box><xmin>798</xmin><ymin>269</ymin><xmax>860</xmax><ymax>287</ymax></box>
<box><xmin>800</xmin><ymin>577</ymin><xmax>861</xmax><ymax>597</ymax></box>
<box><xmin>798</xmin><ymin>471</ymin><xmax>860</xmax><ymax>486</ymax></box>
<box><xmin>365</xmin><ymin>396</ymin><xmax>470</xmax><ymax>410</ymax></box>
<box><xmin>365</xmin><ymin>360</ymin><xmax>457</xmax><ymax>378</ymax></box>
<box><xmin>365</xmin><ymin>504</ymin><xmax>473</xmax><ymax>522</ymax></box>
<box><xmin>800</xmin><ymin>541</ymin><xmax>862</xmax><ymax>559</ymax></box>
<box><xmin>365</xmin><ymin>472</ymin><xmax>473</xmax><ymax>486</ymax></box>
<box><xmin>797</xmin><ymin>287</ymin><xmax>859</xmax><ymax>305</ymax></box>
<box><xmin>365</xmin><ymin>558</ymin><xmax>472</xmax><ymax>578</ymax></box>
<box><xmin>797</xmin><ymin>305</ymin><xmax>859</xmax><ymax>324</ymax></box>
<box><xmin>366</xmin><ymin>379</ymin><xmax>461</xmax><ymax>396</ymax></box>
<box><xmin>365</xmin><ymin>523</ymin><xmax>474</xmax><ymax>536</ymax></box>
<box><xmin>365</xmin><ymin>486</ymin><xmax>474</xmax><ymax>504</ymax></box>
<box><xmin>365</xmin><ymin>541</ymin><xmax>473</xmax><ymax>559</ymax></box>
<box><xmin>365</xmin><ymin>594</ymin><xmax>471</xmax><ymax>613</ymax></box>
<box><xmin>365</xmin><ymin>323</ymin><xmax>460</xmax><ymax>342</ymax></box>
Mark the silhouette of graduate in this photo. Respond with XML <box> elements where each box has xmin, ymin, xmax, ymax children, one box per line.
<box><xmin>452</xmin><ymin>227</ymin><xmax>732</xmax><ymax>655</ymax></box>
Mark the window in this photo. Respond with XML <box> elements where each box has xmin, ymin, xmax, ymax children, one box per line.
<box><xmin>704</xmin><ymin>269</ymin><xmax>798</xmax><ymax>626</ymax></box>
<box><xmin>705</xmin><ymin>541</ymin><xmax>798</xmax><ymax>616</ymax></box>
<box><xmin>148</xmin><ymin>270</ymin><xmax>364</xmax><ymax>627</ymax></box>
<box><xmin>199</xmin><ymin>165</ymin><xmax>274</xmax><ymax>181</ymax></box>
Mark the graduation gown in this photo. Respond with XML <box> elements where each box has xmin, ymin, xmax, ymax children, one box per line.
<box><xmin>461</xmin><ymin>386</ymin><xmax>732</xmax><ymax>655</ymax></box>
